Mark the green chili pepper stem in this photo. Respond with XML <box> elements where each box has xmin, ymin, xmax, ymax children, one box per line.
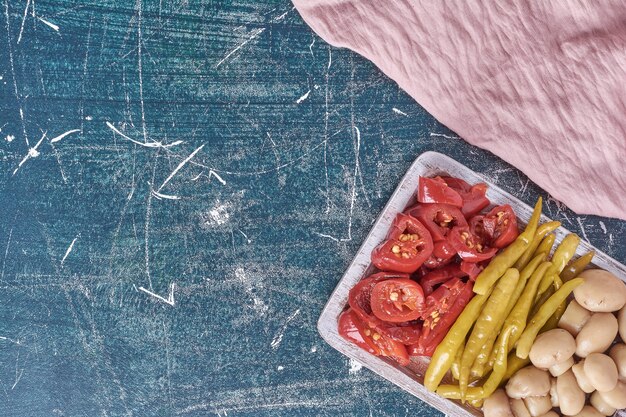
<box><xmin>473</xmin><ymin>198</ymin><xmax>542</xmax><ymax>295</ymax></box>
<box><xmin>424</xmin><ymin>287</ymin><xmax>493</xmax><ymax>392</ymax></box>
<box><xmin>515</xmin><ymin>278</ymin><xmax>584</xmax><ymax>359</ymax></box>
<box><xmin>514</xmin><ymin>221</ymin><xmax>560</xmax><ymax>270</ymax></box>
<box><xmin>561</xmin><ymin>251</ymin><xmax>595</xmax><ymax>282</ymax></box>
<box><xmin>460</xmin><ymin>269</ymin><xmax>519</xmax><ymax>396</ymax></box>
<box><xmin>488</xmin><ymin>261</ymin><xmax>552</xmax><ymax>366</ymax></box>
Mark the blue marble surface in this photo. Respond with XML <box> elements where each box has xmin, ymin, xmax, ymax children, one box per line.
<box><xmin>0</xmin><ymin>1</ymin><xmax>623</xmax><ymax>416</ymax></box>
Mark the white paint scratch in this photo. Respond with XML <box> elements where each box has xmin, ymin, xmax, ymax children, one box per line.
<box><xmin>150</xmin><ymin>189</ymin><xmax>180</xmax><ymax>200</ymax></box>
<box><xmin>327</xmin><ymin>47</ymin><xmax>332</xmax><ymax>70</ymax></box>
<box><xmin>12</xmin><ymin>131</ymin><xmax>46</xmax><ymax>176</ymax></box>
<box><xmin>310</xmin><ymin>346</ymin><xmax>317</xmax><ymax>353</ymax></box>
<box><xmin>209</xmin><ymin>170</ymin><xmax>226</xmax><ymax>185</ymax></box>
<box><xmin>5</xmin><ymin>0</ymin><xmax>29</xmax><ymax>146</ymax></box>
<box><xmin>215</xmin><ymin>28</ymin><xmax>266</xmax><ymax>68</ymax></box>
<box><xmin>576</xmin><ymin>217</ymin><xmax>590</xmax><ymax>243</ymax></box>
<box><xmin>270</xmin><ymin>308</ymin><xmax>301</xmax><ymax>350</ymax></box>
<box><xmin>5</xmin><ymin>134</ymin><xmax>14</xmax><ymax>142</ymax></box>
<box><xmin>157</xmin><ymin>144</ymin><xmax>205</xmax><ymax>192</ymax></box>
<box><xmin>106</xmin><ymin>121</ymin><xmax>183</xmax><ymax>148</ymax></box>
<box><xmin>392</xmin><ymin>107</ymin><xmax>408</xmax><ymax>116</ymax></box>
<box><xmin>0</xmin><ymin>336</ymin><xmax>21</xmax><ymax>346</ymax></box>
<box><xmin>430</xmin><ymin>132</ymin><xmax>458</xmax><ymax>139</ymax></box>
<box><xmin>348</xmin><ymin>358</ymin><xmax>363</xmax><ymax>374</ymax></box>
<box><xmin>314</xmin><ymin>125</ymin><xmax>360</xmax><ymax>242</ymax></box>
<box><xmin>599</xmin><ymin>221</ymin><xmax>607</xmax><ymax>234</ymax></box>
<box><xmin>12</xmin><ymin>351</ymin><xmax>23</xmax><ymax>390</ymax></box>
<box><xmin>136</xmin><ymin>0</ymin><xmax>148</xmax><ymax>145</ymax></box>
<box><xmin>308</xmin><ymin>37</ymin><xmax>315</xmax><ymax>57</ymax></box>
<box><xmin>1</xmin><ymin>222</ymin><xmax>14</xmax><ymax>281</ymax></box>
<box><xmin>277</xmin><ymin>365</ymin><xmax>284</xmax><ymax>371</ymax></box>
<box><xmin>50</xmin><ymin>129</ymin><xmax>80</xmax><ymax>143</ymax></box>
<box><xmin>138</xmin><ymin>282</ymin><xmax>175</xmax><ymax>306</ymax></box>
<box><xmin>37</xmin><ymin>16</ymin><xmax>59</xmax><ymax>32</ymax></box>
<box><xmin>295</xmin><ymin>90</ymin><xmax>310</xmax><ymax>104</ymax></box>
<box><xmin>273</xmin><ymin>8</ymin><xmax>291</xmax><ymax>21</ymax></box>
<box><xmin>60</xmin><ymin>235</ymin><xmax>79</xmax><ymax>266</ymax></box>
<box><xmin>237</xmin><ymin>229</ymin><xmax>251</xmax><ymax>243</ymax></box>
<box><xmin>16</xmin><ymin>0</ymin><xmax>31</xmax><ymax>44</ymax></box>
<box><xmin>191</xmin><ymin>169</ymin><xmax>227</xmax><ymax>185</ymax></box>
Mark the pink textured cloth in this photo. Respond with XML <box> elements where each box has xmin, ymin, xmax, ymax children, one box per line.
<box><xmin>293</xmin><ymin>0</ymin><xmax>626</xmax><ymax>220</ymax></box>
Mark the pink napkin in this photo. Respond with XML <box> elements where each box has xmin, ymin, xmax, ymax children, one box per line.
<box><xmin>293</xmin><ymin>0</ymin><xmax>626</xmax><ymax>220</ymax></box>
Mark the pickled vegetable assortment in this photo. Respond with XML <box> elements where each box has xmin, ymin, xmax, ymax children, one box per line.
<box><xmin>336</xmin><ymin>172</ymin><xmax>626</xmax><ymax>417</ymax></box>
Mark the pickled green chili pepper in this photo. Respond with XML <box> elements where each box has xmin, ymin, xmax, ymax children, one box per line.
<box><xmin>436</xmin><ymin>385</ymin><xmax>483</xmax><ymax>401</ymax></box>
<box><xmin>488</xmin><ymin>261</ymin><xmax>552</xmax><ymax>366</ymax></box>
<box><xmin>503</xmin><ymin>353</ymin><xmax>530</xmax><ymax>382</ymax></box>
<box><xmin>473</xmin><ymin>198</ymin><xmax>542</xmax><ymax>295</ymax></box>
<box><xmin>561</xmin><ymin>250</ymin><xmax>595</xmax><ymax>282</ymax></box>
<box><xmin>514</xmin><ymin>221</ymin><xmax>561</xmax><ymax>270</ymax></box>
<box><xmin>424</xmin><ymin>288</ymin><xmax>493</xmax><ymax>392</ymax></box>
<box><xmin>532</xmin><ymin>283</ymin><xmax>555</xmax><ymax>317</ymax></box>
<box><xmin>471</xmin><ymin>254</ymin><xmax>545</xmax><ymax>377</ymax></box>
<box><xmin>460</xmin><ymin>269</ymin><xmax>519</xmax><ymax>396</ymax></box>
<box><xmin>451</xmin><ymin>345</ymin><xmax>463</xmax><ymax>381</ymax></box>
<box><xmin>471</xmin><ymin>336</ymin><xmax>492</xmax><ymax>378</ymax></box>
<box><xmin>515</xmin><ymin>278</ymin><xmax>584</xmax><ymax>359</ymax></box>
<box><xmin>533</xmin><ymin>233</ymin><xmax>556</xmax><ymax>259</ymax></box>
<box><xmin>541</xmin><ymin>298</ymin><xmax>567</xmax><ymax>332</ymax></box>
<box><xmin>537</xmin><ymin>234</ymin><xmax>580</xmax><ymax>295</ymax></box>
<box><xmin>437</xmin><ymin>327</ymin><xmax>513</xmax><ymax>401</ymax></box>
<box><xmin>480</xmin><ymin>326</ymin><xmax>513</xmax><ymax>398</ymax></box>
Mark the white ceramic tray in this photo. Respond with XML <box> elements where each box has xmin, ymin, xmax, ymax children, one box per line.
<box><xmin>317</xmin><ymin>151</ymin><xmax>626</xmax><ymax>417</ymax></box>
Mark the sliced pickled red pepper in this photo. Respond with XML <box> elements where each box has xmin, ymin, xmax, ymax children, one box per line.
<box><xmin>370</xmin><ymin>278</ymin><xmax>425</xmax><ymax>323</ymax></box>
<box><xmin>513</xmin><ymin>220</ymin><xmax>561</xmax><ymax>270</ymax></box>
<box><xmin>459</xmin><ymin>268</ymin><xmax>519</xmax><ymax>397</ymax></box>
<box><xmin>424</xmin><ymin>287</ymin><xmax>493</xmax><ymax>392</ymax></box>
<box><xmin>348</xmin><ymin>272</ymin><xmax>423</xmax><ymax>344</ymax></box>
<box><xmin>418</xmin><ymin>264</ymin><xmax>466</xmax><ymax>296</ymax></box>
<box><xmin>448</xmin><ymin>226</ymin><xmax>498</xmax><ymax>262</ymax></box>
<box><xmin>371</xmin><ymin>213</ymin><xmax>434</xmax><ymax>273</ymax></box>
<box><xmin>440</xmin><ymin>176</ymin><xmax>490</xmax><ymax>219</ymax></box>
<box><xmin>560</xmin><ymin>250</ymin><xmax>595</xmax><ymax>282</ymax></box>
<box><xmin>338</xmin><ymin>309</ymin><xmax>381</xmax><ymax>354</ymax></box>
<box><xmin>417</xmin><ymin>176</ymin><xmax>463</xmax><ymax>207</ymax></box>
<box><xmin>472</xmin><ymin>197</ymin><xmax>542</xmax><ymax>295</ymax></box>
<box><xmin>481</xmin><ymin>204</ymin><xmax>519</xmax><ymax>249</ymax></box>
<box><xmin>407</xmin><ymin>203</ymin><xmax>468</xmax><ymax>241</ymax></box>
<box><xmin>410</xmin><ymin>278</ymin><xmax>473</xmax><ymax>357</ymax></box>
<box><xmin>515</xmin><ymin>277</ymin><xmax>584</xmax><ymax>359</ymax></box>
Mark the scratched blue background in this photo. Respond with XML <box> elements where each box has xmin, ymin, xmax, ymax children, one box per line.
<box><xmin>0</xmin><ymin>1</ymin><xmax>624</xmax><ymax>416</ymax></box>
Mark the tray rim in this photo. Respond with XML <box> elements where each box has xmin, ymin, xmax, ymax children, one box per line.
<box><xmin>317</xmin><ymin>150</ymin><xmax>626</xmax><ymax>417</ymax></box>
